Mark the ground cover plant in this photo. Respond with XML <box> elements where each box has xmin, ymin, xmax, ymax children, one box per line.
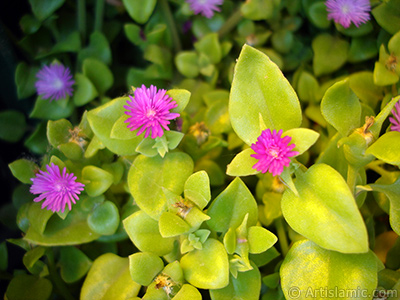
<box><xmin>1</xmin><ymin>0</ymin><xmax>400</xmax><ymax>299</ymax></box>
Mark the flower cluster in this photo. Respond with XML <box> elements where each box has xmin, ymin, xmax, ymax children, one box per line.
<box><xmin>251</xmin><ymin>129</ymin><xmax>298</xmax><ymax>177</ymax></box>
<box><xmin>35</xmin><ymin>63</ymin><xmax>75</xmax><ymax>101</ymax></box>
<box><xmin>124</xmin><ymin>85</ymin><xmax>180</xmax><ymax>139</ymax></box>
<box><xmin>30</xmin><ymin>163</ymin><xmax>85</xmax><ymax>213</ymax></box>
<box><xmin>325</xmin><ymin>0</ymin><xmax>371</xmax><ymax>28</ymax></box>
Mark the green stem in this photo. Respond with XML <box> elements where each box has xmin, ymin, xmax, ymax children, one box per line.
<box><xmin>160</xmin><ymin>0</ymin><xmax>182</xmax><ymax>52</ymax></box>
<box><xmin>347</xmin><ymin>165</ymin><xmax>358</xmax><ymax>195</ymax></box>
<box><xmin>47</xmin><ymin>250</ymin><xmax>75</xmax><ymax>300</ymax></box>
<box><xmin>218</xmin><ymin>8</ymin><xmax>243</xmax><ymax>38</ymax></box>
<box><xmin>275</xmin><ymin>217</ymin><xmax>289</xmax><ymax>257</ymax></box>
<box><xmin>78</xmin><ymin>0</ymin><xmax>86</xmax><ymax>42</ymax></box>
<box><xmin>94</xmin><ymin>0</ymin><xmax>105</xmax><ymax>32</ymax></box>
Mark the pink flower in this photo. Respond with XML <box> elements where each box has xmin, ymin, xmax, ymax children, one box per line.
<box><xmin>124</xmin><ymin>85</ymin><xmax>180</xmax><ymax>139</ymax></box>
<box><xmin>326</xmin><ymin>0</ymin><xmax>371</xmax><ymax>28</ymax></box>
<box><xmin>186</xmin><ymin>0</ymin><xmax>223</xmax><ymax>18</ymax></box>
<box><xmin>251</xmin><ymin>129</ymin><xmax>299</xmax><ymax>177</ymax></box>
<box><xmin>30</xmin><ymin>163</ymin><xmax>85</xmax><ymax>213</ymax></box>
<box><xmin>389</xmin><ymin>100</ymin><xmax>400</xmax><ymax>132</ymax></box>
<box><xmin>35</xmin><ymin>63</ymin><xmax>75</xmax><ymax>101</ymax></box>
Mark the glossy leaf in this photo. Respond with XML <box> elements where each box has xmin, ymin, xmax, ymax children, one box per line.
<box><xmin>281</xmin><ymin>164</ymin><xmax>369</xmax><ymax>253</ymax></box>
<box><xmin>81</xmin><ymin>253</ymin><xmax>141</xmax><ymax>300</ymax></box>
<box><xmin>129</xmin><ymin>252</ymin><xmax>164</xmax><ymax>286</ymax></box>
<box><xmin>321</xmin><ymin>79</ymin><xmax>361</xmax><ymax>137</ymax></box>
<box><xmin>15</xmin><ymin>62</ymin><xmax>39</xmax><ymax>99</ymax></box>
<box><xmin>30</xmin><ymin>97</ymin><xmax>74</xmax><ymax>120</ymax></box>
<box><xmin>366</xmin><ymin>132</ymin><xmax>400</xmax><ymax>166</ymax></box>
<box><xmin>87</xmin><ymin>201</ymin><xmax>120</xmax><ymax>236</ymax></box>
<box><xmin>5</xmin><ymin>274</ymin><xmax>52</xmax><ymax>300</ymax></box>
<box><xmin>128</xmin><ymin>153</ymin><xmax>193</xmax><ymax>220</ymax></box>
<box><xmin>29</xmin><ymin>0</ymin><xmax>65</xmax><ymax>21</ymax></box>
<box><xmin>210</xmin><ymin>261</ymin><xmax>261</xmax><ymax>300</ymax></box>
<box><xmin>230</xmin><ymin>44</ymin><xmax>302</xmax><ymax>145</ymax></box>
<box><xmin>184</xmin><ymin>171</ymin><xmax>211</xmax><ymax>209</ymax></box>
<box><xmin>173</xmin><ymin>284</ymin><xmax>202</xmax><ymax>300</ymax></box>
<box><xmin>282</xmin><ymin>128</ymin><xmax>319</xmax><ymax>155</ymax></box>
<box><xmin>9</xmin><ymin>159</ymin><xmax>38</xmax><ymax>184</ymax></box>
<box><xmin>312</xmin><ymin>34</ymin><xmax>349</xmax><ymax>76</ymax></box>
<box><xmin>248</xmin><ymin>226</ymin><xmax>277</xmax><ymax>254</ymax></box>
<box><xmin>122</xmin><ymin>0</ymin><xmax>157</xmax><ymax>24</ymax></box>
<box><xmin>59</xmin><ymin>246</ymin><xmax>92</xmax><ymax>283</ymax></box>
<box><xmin>87</xmin><ymin>97</ymin><xmax>142</xmax><ymax>155</ymax></box>
<box><xmin>207</xmin><ymin>177</ymin><xmax>258</xmax><ymax>233</ymax></box>
<box><xmin>123</xmin><ymin>210</ymin><xmax>175</xmax><ymax>256</ymax></box>
<box><xmin>181</xmin><ymin>238</ymin><xmax>229</xmax><ymax>289</ymax></box>
<box><xmin>281</xmin><ymin>240</ymin><xmax>378</xmax><ymax>300</ymax></box>
<box><xmin>82</xmin><ymin>166</ymin><xmax>114</xmax><ymax>197</ymax></box>
<box><xmin>226</xmin><ymin>148</ymin><xmax>259</xmax><ymax>177</ymax></box>
<box><xmin>72</xmin><ymin>73</ymin><xmax>98</xmax><ymax>106</ymax></box>
<box><xmin>82</xmin><ymin>58</ymin><xmax>113</xmax><ymax>94</ymax></box>
<box><xmin>166</xmin><ymin>89</ymin><xmax>191</xmax><ymax>114</ymax></box>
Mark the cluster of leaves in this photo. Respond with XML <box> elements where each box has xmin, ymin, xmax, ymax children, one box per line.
<box><xmin>1</xmin><ymin>0</ymin><xmax>400</xmax><ymax>299</ymax></box>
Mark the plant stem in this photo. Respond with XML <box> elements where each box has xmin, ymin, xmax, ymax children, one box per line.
<box><xmin>47</xmin><ymin>249</ymin><xmax>75</xmax><ymax>300</ymax></box>
<box><xmin>94</xmin><ymin>0</ymin><xmax>105</xmax><ymax>32</ymax></box>
<box><xmin>78</xmin><ymin>0</ymin><xmax>86</xmax><ymax>42</ymax></box>
<box><xmin>160</xmin><ymin>0</ymin><xmax>182</xmax><ymax>53</ymax></box>
<box><xmin>218</xmin><ymin>8</ymin><xmax>243</xmax><ymax>38</ymax></box>
<box><xmin>275</xmin><ymin>217</ymin><xmax>289</xmax><ymax>256</ymax></box>
<box><xmin>347</xmin><ymin>165</ymin><xmax>358</xmax><ymax>195</ymax></box>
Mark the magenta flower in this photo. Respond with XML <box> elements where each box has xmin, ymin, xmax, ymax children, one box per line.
<box><xmin>251</xmin><ymin>129</ymin><xmax>299</xmax><ymax>177</ymax></box>
<box><xmin>389</xmin><ymin>101</ymin><xmax>400</xmax><ymax>132</ymax></box>
<box><xmin>325</xmin><ymin>0</ymin><xmax>371</xmax><ymax>28</ymax></box>
<box><xmin>35</xmin><ymin>63</ymin><xmax>75</xmax><ymax>101</ymax></box>
<box><xmin>124</xmin><ymin>85</ymin><xmax>180</xmax><ymax>139</ymax></box>
<box><xmin>30</xmin><ymin>163</ymin><xmax>85</xmax><ymax>213</ymax></box>
<box><xmin>186</xmin><ymin>0</ymin><xmax>223</xmax><ymax>18</ymax></box>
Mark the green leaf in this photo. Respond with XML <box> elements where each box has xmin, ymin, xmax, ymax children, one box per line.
<box><xmin>110</xmin><ymin>115</ymin><xmax>138</xmax><ymax>140</ymax></box>
<box><xmin>312</xmin><ymin>34</ymin><xmax>349</xmax><ymax>76</ymax></box>
<box><xmin>81</xmin><ymin>253</ymin><xmax>141</xmax><ymax>300</ymax></box>
<box><xmin>348</xmin><ymin>37</ymin><xmax>378</xmax><ymax>63</ymax></box>
<box><xmin>207</xmin><ymin>177</ymin><xmax>258</xmax><ymax>233</ymax></box>
<box><xmin>25</xmin><ymin>122</ymin><xmax>48</xmax><ymax>154</ymax></box>
<box><xmin>175</xmin><ymin>52</ymin><xmax>199</xmax><ymax>78</ymax></box>
<box><xmin>372</xmin><ymin>0</ymin><xmax>400</xmax><ymax>35</ymax></box>
<box><xmin>20</xmin><ymin>14</ymin><xmax>41</xmax><ymax>34</ymax></box>
<box><xmin>124</xmin><ymin>210</ymin><xmax>175</xmax><ymax>256</ymax></box>
<box><xmin>0</xmin><ymin>110</ymin><xmax>26</xmax><ymax>142</ymax></box>
<box><xmin>181</xmin><ymin>238</ymin><xmax>229</xmax><ymax>289</ymax></box>
<box><xmin>24</xmin><ymin>201</ymin><xmax>100</xmax><ymax>246</ymax></box>
<box><xmin>82</xmin><ymin>166</ymin><xmax>114</xmax><ymax>197</ymax></box>
<box><xmin>47</xmin><ymin>119</ymin><xmax>72</xmax><ymax>147</ymax></box>
<box><xmin>73</xmin><ymin>73</ymin><xmax>98</xmax><ymax>106</ymax></box>
<box><xmin>248</xmin><ymin>226</ymin><xmax>277</xmax><ymax>254</ymax></box>
<box><xmin>159</xmin><ymin>212</ymin><xmax>191</xmax><ymax>238</ymax></box>
<box><xmin>166</xmin><ymin>89</ymin><xmax>191</xmax><ymax>114</ymax></box>
<box><xmin>29</xmin><ymin>0</ymin><xmax>65</xmax><ymax>21</ymax></box>
<box><xmin>373</xmin><ymin>62</ymin><xmax>399</xmax><ymax>86</ymax></box>
<box><xmin>79</xmin><ymin>32</ymin><xmax>112</xmax><ymax>65</ymax></box>
<box><xmin>240</xmin><ymin>0</ymin><xmax>275</xmax><ymax>20</ymax></box>
<box><xmin>226</xmin><ymin>148</ymin><xmax>259</xmax><ymax>177</ymax></box>
<box><xmin>30</xmin><ymin>97</ymin><xmax>74</xmax><ymax>120</ymax></box>
<box><xmin>124</xmin><ymin>24</ymin><xmax>143</xmax><ymax>45</ymax></box>
<box><xmin>210</xmin><ymin>261</ymin><xmax>261</xmax><ymax>300</ymax></box>
<box><xmin>59</xmin><ymin>246</ymin><xmax>92</xmax><ymax>283</ymax></box>
<box><xmin>82</xmin><ymin>58</ymin><xmax>113</xmax><ymax>94</ymax></box>
<box><xmin>281</xmin><ymin>164</ymin><xmax>369</xmax><ymax>253</ymax></box>
<box><xmin>321</xmin><ymin>79</ymin><xmax>361</xmax><ymax>137</ymax></box>
<box><xmin>15</xmin><ymin>62</ymin><xmax>39</xmax><ymax>99</ymax></box>
<box><xmin>184</xmin><ymin>171</ymin><xmax>211</xmax><ymax>209</ymax></box>
<box><xmin>282</xmin><ymin>128</ymin><xmax>319</xmax><ymax>155</ymax></box>
<box><xmin>230</xmin><ymin>44</ymin><xmax>302</xmax><ymax>145</ymax></box>
<box><xmin>366</xmin><ymin>132</ymin><xmax>400</xmax><ymax>166</ymax></box>
<box><xmin>194</xmin><ymin>33</ymin><xmax>221</xmax><ymax>64</ymax></box>
<box><xmin>296</xmin><ymin>71</ymin><xmax>320</xmax><ymax>103</ymax></box>
<box><xmin>122</xmin><ymin>0</ymin><xmax>157</xmax><ymax>24</ymax></box>
<box><xmin>5</xmin><ymin>274</ymin><xmax>52</xmax><ymax>300</ymax></box>
<box><xmin>370</xmin><ymin>96</ymin><xmax>400</xmax><ymax>139</ymax></box>
<box><xmin>87</xmin><ymin>97</ymin><xmax>142</xmax><ymax>155</ymax></box>
<box><xmin>23</xmin><ymin>246</ymin><xmax>46</xmax><ymax>275</ymax></box>
<box><xmin>87</xmin><ymin>201</ymin><xmax>120</xmax><ymax>235</ymax></box>
<box><xmin>9</xmin><ymin>159</ymin><xmax>38</xmax><ymax>184</ymax></box>
<box><xmin>165</xmin><ymin>131</ymin><xmax>184</xmax><ymax>150</ymax></box>
<box><xmin>349</xmin><ymin>71</ymin><xmax>383</xmax><ymax>108</ymax></box>
<box><xmin>28</xmin><ymin>202</ymin><xmax>54</xmax><ymax>235</ymax></box>
<box><xmin>308</xmin><ymin>2</ymin><xmax>330</xmax><ymax>29</ymax></box>
<box><xmin>0</xmin><ymin>242</ymin><xmax>7</xmax><ymax>271</ymax></box>
<box><xmin>128</xmin><ymin>153</ymin><xmax>194</xmax><ymax>220</ymax></box>
<box><xmin>129</xmin><ymin>252</ymin><xmax>164</xmax><ymax>286</ymax></box>
<box><xmin>281</xmin><ymin>240</ymin><xmax>378</xmax><ymax>300</ymax></box>
<box><xmin>173</xmin><ymin>284</ymin><xmax>202</xmax><ymax>300</ymax></box>
<box><xmin>369</xmin><ymin>176</ymin><xmax>400</xmax><ymax>236</ymax></box>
